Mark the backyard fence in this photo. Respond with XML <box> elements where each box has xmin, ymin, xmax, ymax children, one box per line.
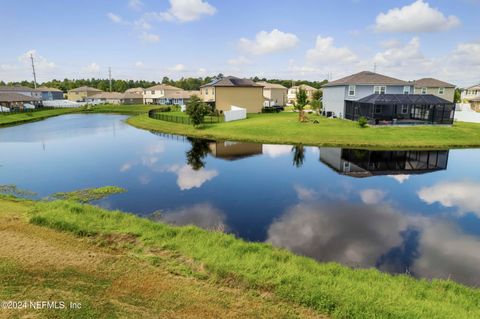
<box><xmin>148</xmin><ymin>109</ymin><xmax>223</xmax><ymax>124</ymax></box>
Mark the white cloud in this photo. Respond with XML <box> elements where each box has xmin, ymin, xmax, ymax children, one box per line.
<box><xmin>262</xmin><ymin>144</ymin><xmax>292</xmax><ymax>158</ymax></box>
<box><xmin>168</xmin><ymin>63</ymin><xmax>186</xmax><ymax>72</ymax></box>
<box><xmin>140</xmin><ymin>32</ymin><xmax>160</xmax><ymax>43</ymax></box>
<box><xmin>294</xmin><ymin>184</ymin><xmax>317</xmax><ymax>201</ymax></box>
<box><xmin>375</xmin><ymin>0</ymin><xmax>460</xmax><ymax>33</ymax></box>
<box><xmin>107</xmin><ymin>12</ymin><xmax>123</xmax><ymax>23</ymax></box>
<box><xmin>197</xmin><ymin>68</ymin><xmax>207</xmax><ymax>75</ymax></box>
<box><xmin>239</xmin><ymin>29</ymin><xmax>299</xmax><ymax>55</ymax></box>
<box><xmin>18</xmin><ymin>49</ymin><xmax>55</xmax><ymax>70</ymax></box>
<box><xmin>83</xmin><ymin>62</ymin><xmax>100</xmax><ymax>73</ymax></box>
<box><xmin>418</xmin><ymin>181</ymin><xmax>480</xmax><ymax>217</ymax></box>
<box><xmin>228</xmin><ymin>56</ymin><xmax>251</xmax><ymax>66</ymax></box>
<box><xmin>359</xmin><ymin>189</ymin><xmax>387</xmax><ymax>205</ymax></box>
<box><xmin>135</xmin><ymin>61</ymin><xmax>144</xmax><ymax>68</ymax></box>
<box><xmin>159</xmin><ymin>0</ymin><xmax>216</xmax><ymax>22</ymax></box>
<box><xmin>168</xmin><ymin>164</ymin><xmax>218</xmax><ymax>190</ymax></box>
<box><xmin>306</xmin><ymin>36</ymin><xmax>357</xmax><ymax>64</ymax></box>
<box><xmin>388</xmin><ymin>175</ymin><xmax>410</xmax><ymax>184</ymax></box>
<box><xmin>128</xmin><ymin>0</ymin><xmax>143</xmax><ymax>10</ymax></box>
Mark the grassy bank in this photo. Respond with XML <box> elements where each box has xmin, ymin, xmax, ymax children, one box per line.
<box><xmin>2</xmin><ymin>196</ymin><xmax>478</xmax><ymax>318</ymax></box>
<box><xmin>0</xmin><ymin>108</ymin><xmax>76</xmax><ymax>127</ymax></box>
<box><xmin>0</xmin><ymin>196</ymin><xmax>321</xmax><ymax>319</ymax></box>
<box><xmin>128</xmin><ymin>112</ymin><xmax>480</xmax><ymax>149</ymax></box>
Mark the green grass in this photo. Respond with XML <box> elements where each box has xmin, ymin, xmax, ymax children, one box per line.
<box><xmin>24</xmin><ymin>199</ymin><xmax>480</xmax><ymax>319</ymax></box>
<box><xmin>128</xmin><ymin>112</ymin><xmax>480</xmax><ymax>149</ymax></box>
<box><xmin>50</xmin><ymin>186</ymin><xmax>126</xmax><ymax>203</ymax></box>
<box><xmin>0</xmin><ymin>108</ymin><xmax>76</xmax><ymax>127</ymax></box>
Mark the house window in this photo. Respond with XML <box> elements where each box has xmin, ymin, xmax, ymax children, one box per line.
<box><xmin>205</xmin><ymin>89</ymin><xmax>208</xmax><ymax>95</ymax></box>
<box><xmin>403</xmin><ymin>86</ymin><xmax>410</xmax><ymax>94</ymax></box>
<box><xmin>151</xmin><ymin>90</ymin><xmax>155</xmax><ymax>94</ymax></box>
<box><xmin>374</xmin><ymin>86</ymin><xmax>386</xmax><ymax>94</ymax></box>
<box><xmin>438</xmin><ymin>87</ymin><xmax>445</xmax><ymax>95</ymax></box>
<box><xmin>401</xmin><ymin>105</ymin><xmax>408</xmax><ymax>114</ymax></box>
<box><xmin>421</xmin><ymin>87</ymin><xmax>427</xmax><ymax>94</ymax></box>
<box><xmin>348</xmin><ymin>85</ymin><xmax>356</xmax><ymax>96</ymax></box>
<box><xmin>375</xmin><ymin>105</ymin><xmax>382</xmax><ymax>114</ymax></box>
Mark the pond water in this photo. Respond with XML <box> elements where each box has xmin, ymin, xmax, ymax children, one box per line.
<box><xmin>1</xmin><ymin>114</ymin><xmax>480</xmax><ymax>286</ymax></box>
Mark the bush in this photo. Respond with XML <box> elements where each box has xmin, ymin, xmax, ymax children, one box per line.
<box><xmin>358</xmin><ymin>116</ymin><xmax>368</xmax><ymax>128</ymax></box>
<box><xmin>186</xmin><ymin>95</ymin><xmax>209</xmax><ymax>127</ymax></box>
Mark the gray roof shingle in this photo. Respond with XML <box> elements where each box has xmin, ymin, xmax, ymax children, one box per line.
<box><xmin>323</xmin><ymin>71</ymin><xmax>409</xmax><ymax>87</ymax></box>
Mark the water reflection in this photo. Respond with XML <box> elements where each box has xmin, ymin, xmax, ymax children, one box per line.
<box><xmin>1</xmin><ymin>114</ymin><xmax>480</xmax><ymax>286</ymax></box>
<box><xmin>320</xmin><ymin>148</ymin><xmax>449</xmax><ymax>177</ymax></box>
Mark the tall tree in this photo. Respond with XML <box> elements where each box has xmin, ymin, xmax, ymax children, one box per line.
<box><xmin>186</xmin><ymin>95</ymin><xmax>209</xmax><ymax>127</ymax></box>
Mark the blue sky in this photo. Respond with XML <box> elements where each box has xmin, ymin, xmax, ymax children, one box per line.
<box><xmin>1</xmin><ymin>0</ymin><xmax>479</xmax><ymax>86</ymax></box>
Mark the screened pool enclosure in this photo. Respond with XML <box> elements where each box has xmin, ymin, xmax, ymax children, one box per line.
<box><xmin>345</xmin><ymin>94</ymin><xmax>455</xmax><ymax>125</ymax></box>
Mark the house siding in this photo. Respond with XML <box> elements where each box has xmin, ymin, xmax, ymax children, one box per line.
<box><xmin>264</xmin><ymin>88</ymin><xmax>287</xmax><ymax>106</ymax></box>
<box><xmin>214</xmin><ymin>87</ymin><xmax>264</xmax><ymax>113</ymax></box>
<box><xmin>414</xmin><ymin>87</ymin><xmax>455</xmax><ymax>102</ymax></box>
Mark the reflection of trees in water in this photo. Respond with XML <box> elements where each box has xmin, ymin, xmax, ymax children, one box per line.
<box><xmin>186</xmin><ymin>138</ymin><xmax>212</xmax><ymax>170</ymax></box>
<box><xmin>291</xmin><ymin>144</ymin><xmax>305</xmax><ymax>168</ymax></box>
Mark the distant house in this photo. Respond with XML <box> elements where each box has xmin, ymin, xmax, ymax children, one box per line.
<box><xmin>0</xmin><ymin>92</ymin><xmax>41</xmax><ymax>111</ymax></box>
<box><xmin>0</xmin><ymin>85</ymin><xmax>42</xmax><ymax>100</ymax></box>
<box><xmin>37</xmin><ymin>86</ymin><xmax>64</xmax><ymax>100</ymax></box>
<box><xmin>412</xmin><ymin>78</ymin><xmax>455</xmax><ymax>102</ymax></box>
<box><xmin>67</xmin><ymin>86</ymin><xmax>102</xmax><ymax>102</ymax></box>
<box><xmin>322</xmin><ymin>71</ymin><xmax>455</xmax><ymax>125</ymax></box>
<box><xmin>158</xmin><ymin>90</ymin><xmax>200</xmax><ymax>106</ymax></box>
<box><xmin>143</xmin><ymin>84</ymin><xmax>183</xmax><ymax>104</ymax></box>
<box><xmin>86</xmin><ymin>92</ymin><xmax>143</xmax><ymax>105</ymax></box>
<box><xmin>257</xmin><ymin>82</ymin><xmax>288</xmax><ymax>106</ymax></box>
<box><xmin>461</xmin><ymin>84</ymin><xmax>480</xmax><ymax>112</ymax></box>
<box><xmin>287</xmin><ymin>84</ymin><xmax>317</xmax><ymax>104</ymax></box>
<box><xmin>200</xmin><ymin>76</ymin><xmax>264</xmax><ymax>113</ymax></box>
<box><xmin>124</xmin><ymin>87</ymin><xmax>145</xmax><ymax>95</ymax></box>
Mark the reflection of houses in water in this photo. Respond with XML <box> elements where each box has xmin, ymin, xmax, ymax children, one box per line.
<box><xmin>209</xmin><ymin>141</ymin><xmax>263</xmax><ymax>161</ymax></box>
<box><xmin>320</xmin><ymin>148</ymin><xmax>449</xmax><ymax>177</ymax></box>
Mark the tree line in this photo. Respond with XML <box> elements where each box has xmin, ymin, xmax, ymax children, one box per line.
<box><xmin>0</xmin><ymin>74</ymin><xmax>328</xmax><ymax>92</ymax></box>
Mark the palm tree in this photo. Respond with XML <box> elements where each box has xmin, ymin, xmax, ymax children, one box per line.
<box><xmin>294</xmin><ymin>87</ymin><xmax>309</xmax><ymax>122</ymax></box>
<box><xmin>291</xmin><ymin>144</ymin><xmax>305</xmax><ymax>168</ymax></box>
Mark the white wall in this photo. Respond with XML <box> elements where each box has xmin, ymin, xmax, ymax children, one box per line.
<box><xmin>224</xmin><ymin>105</ymin><xmax>246</xmax><ymax>122</ymax></box>
<box><xmin>323</xmin><ymin>86</ymin><xmax>346</xmax><ymax>117</ymax></box>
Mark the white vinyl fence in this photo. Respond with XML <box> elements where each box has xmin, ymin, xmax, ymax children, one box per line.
<box><xmin>224</xmin><ymin>105</ymin><xmax>246</xmax><ymax>122</ymax></box>
<box><xmin>455</xmin><ymin>103</ymin><xmax>480</xmax><ymax>123</ymax></box>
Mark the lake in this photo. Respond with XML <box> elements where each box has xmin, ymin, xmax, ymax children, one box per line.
<box><xmin>1</xmin><ymin>114</ymin><xmax>480</xmax><ymax>286</ymax></box>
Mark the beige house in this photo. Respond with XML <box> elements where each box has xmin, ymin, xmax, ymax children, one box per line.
<box><xmin>200</xmin><ymin>76</ymin><xmax>264</xmax><ymax>113</ymax></box>
<box><xmin>125</xmin><ymin>87</ymin><xmax>145</xmax><ymax>95</ymax></box>
<box><xmin>461</xmin><ymin>84</ymin><xmax>480</xmax><ymax>111</ymax></box>
<box><xmin>143</xmin><ymin>84</ymin><xmax>183</xmax><ymax>104</ymax></box>
<box><xmin>86</xmin><ymin>92</ymin><xmax>143</xmax><ymax>105</ymax></box>
<box><xmin>67</xmin><ymin>86</ymin><xmax>102</xmax><ymax>101</ymax></box>
<box><xmin>413</xmin><ymin>78</ymin><xmax>455</xmax><ymax>102</ymax></box>
<box><xmin>287</xmin><ymin>84</ymin><xmax>318</xmax><ymax>104</ymax></box>
<box><xmin>469</xmin><ymin>97</ymin><xmax>480</xmax><ymax>112</ymax></box>
<box><xmin>257</xmin><ymin>82</ymin><xmax>288</xmax><ymax>106</ymax></box>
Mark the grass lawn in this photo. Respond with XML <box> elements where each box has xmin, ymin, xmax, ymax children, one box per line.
<box><xmin>0</xmin><ymin>108</ymin><xmax>76</xmax><ymax>127</ymax></box>
<box><xmin>0</xmin><ymin>196</ymin><xmax>321</xmax><ymax>319</ymax></box>
<box><xmin>1</xmin><ymin>195</ymin><xmax>478</xmax><ymax>318</ymax></box>
<box><xmin>128</xmin><ymin>112</ymin><xmax>480</xmax><ymax>149</ymax></box>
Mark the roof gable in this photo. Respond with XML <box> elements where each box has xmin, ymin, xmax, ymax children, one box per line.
<box><xmin>413</xmin><ymin>78</ymin><xmax>455</xmax><ymax>88</ymax></box>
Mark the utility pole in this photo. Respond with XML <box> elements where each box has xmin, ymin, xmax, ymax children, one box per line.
<box><xmin>30</xmin><ymin>54</ymin><xmax>37</xmax><ymax>89</ymax></box>
<box><xmin>373</xmin><ymin>63</ymin><xmax>377</xmax><ymax>73</ymax></box>
<box><xmin>109</xmin><ymin>66</ymin><xmax>112</xmax><ymax>92</ymax></box>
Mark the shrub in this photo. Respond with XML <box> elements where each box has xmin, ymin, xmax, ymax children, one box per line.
<box><xmin>358</xmin><ymin>116</ymin><xmax>368</xmax><ymax>128</ymax></box>
<box><xmin>186</xmin><ymin>95</ymin><xmax>209</xmax><ymax>127</ymax></box>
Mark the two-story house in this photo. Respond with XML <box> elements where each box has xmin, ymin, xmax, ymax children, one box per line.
<box><xmin>461</xmin><ymin>84</ymin><xmax>480</xmax><ymax>112</ymax></box>
<box><xmin>0</xmin><ymin>85</ymin><xmax>42</xmax><ymax>100</ymax></box>
<box><xmin>412</xmin><ymin>78</ymin><xmax>455</xmax><ymax>102</ymax></box>
<box><xmin>67</xmin><ymin>86</ymin><xmax>102</xmax><ymax>102</ymax></box>
<box><xmin>287</xmin><ymin>84</ymin><xmax>317</xmax><ymax>105</ymax></box>
<box><xmin>256</xmin><ymin>81</ymin><xmax>288</xmax><ymax>107</ymax></box>
<box><xmin>323</xmin><ymin>71</ymin><xmax>455</xmax><ymax>125</ymax></box>
<box><xmin>143</xmin><ymin>84</ymin><xmax>183</xmax><ymax>104</ymax></box>
<box><xmin>200</xmin><ymin>76</ymin><xmax>264</xmax><ymax>113</ymax></box>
